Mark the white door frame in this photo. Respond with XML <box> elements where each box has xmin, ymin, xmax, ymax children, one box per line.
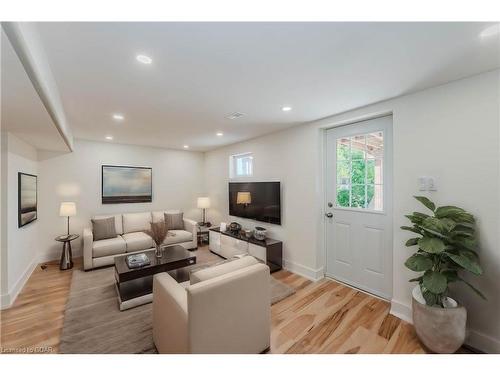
<box><xmin>318</xmin><ymin>111</ymin><xmax>394</xmax><ymax>299</ymax></box>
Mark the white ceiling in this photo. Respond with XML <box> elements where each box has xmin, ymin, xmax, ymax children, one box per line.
<box><xmin>6</xmin><ymin>22</ymin><xmax>500</xmax><ymax>152</ymax></box>
<box><xmin>1</xmin><ymin>29</ymin><xmax>68</xmax><ymax>152</ymax></box>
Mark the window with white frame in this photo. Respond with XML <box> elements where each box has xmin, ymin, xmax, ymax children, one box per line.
<box><xmin>230</xmin><ymin>152</ymin><xmax>253</xmax><ymax>178</ymax></box>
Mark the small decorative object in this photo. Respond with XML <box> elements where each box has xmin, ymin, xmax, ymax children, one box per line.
<box><xmin>220</xmin><ymin>222</ymin><xmax>227</xmax><ymax>232</ymax></box>
<box><xmin>254</xmin><ymin>227</ymin><xmax>267</xmax><ymax>241</ymax></box>
<box><xmin>59</xmin><ymin>202</ymin><xmax>76</xmax><ymax>239</ymax></box>
<box><xmin>126</xmin><ymin>253</ymin><xmax>151</xmax><ymax>269</ymax></box>
<box><xmin>402</xmin><ymin>196</ymin><xmax>485</xmax><ymax>353</ymax></box>
<box><xmin>144</xmin><ymin>221</ymin><xmax>168</xmax><ymax>258</ymax></box>
<box><xmin>18</xmin><ymin>172</ymin><xmax>37</xmax><ymax>227</ymax></box>
<box><xmin>229</xmin><ymin>222</ymin><xmax>242</xmax><ymax>234</ymax></box>
<box><xmin>102</xmin><ymin>165</ymin><xmax>152</xmax><ymax>204</ymax></box>
<box><xmin>197</xmin><ymin>197</ymin><xmax>211</xmax><ymax>225</ymax></box>
<box><xmin>244</xmin><ymin>229</ymin><xmax>253</xmax><ymax>239</ymax></box>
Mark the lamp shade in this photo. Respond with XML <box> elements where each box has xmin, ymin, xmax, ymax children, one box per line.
<box><xmin>59</xmin><ymin>202</ymin><xmax>76</xmax><ymax>217</ymax></box>
<box><xmin>236</xmin><ymin>192</ymin><xmax>252</xmax><ymax>205</ymax></box>
<box><xmin>197</xmin><ymin>197</ymin><xmax>211</xmax><ymax>209</ymax></box>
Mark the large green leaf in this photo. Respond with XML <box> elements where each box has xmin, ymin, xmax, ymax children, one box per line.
<box><xmin>401</xmin><ymin>226</ymin><xmax>422</xmax><ymax>235</ymax></box>
<box><xmin>435</xmin><ymin>206</ymin><xmax>475</xmax><ymax>224</ymax></box>
<box><xmin>418</xmin><ymin>237</ymin><xmax>446</xmax><ymax>254</ymax></box>
<box><xmin>405</xmin><ymin>254</ymin><xmax>433</xmax><ymax>272</ymax></box>
<box><xmin>440</xmin><ymin>218</ymin><xmax>456</xmax><ymax>232</ymax></box>
<box><xmin>435</xmin><ymin>206</ymin><xmax>465</xmax><ymax>218</ymax></box>
<box><xmin>441</xmin><ymin>269</ymin><xmax>458</xmax><ymax>282</ymax></box>
<box><xmin>414</xmin><ymin>196</ymin><xmax>435</xmax><ymax>212</ymax></box>
<box><xmin>423</xmin><ymin>270</ymin><xmax>448</xmax><ymax>294</ymax></box>
<box><xmin>453</xmin><ymin>224</ymin><xmax>475</xmax><ymax>236</ymax></box>
<box><xmin>405</xmin><ymin>237</ymin><xmax>419</xmax><ymax>247</ymax></box>
<box><xmin>405</xmin><ymin>213</ymin><xmax>428</xmax><ymax>225</ymax></box>
<box><xmin>421</xmin><ymin>288</ymin><xmax>438</xmax><ymax>306</ymax></box>
<box><xmin>444</xmin><ymin>250</ymin><xmax>483</xmax><ymax>275</ymax></box>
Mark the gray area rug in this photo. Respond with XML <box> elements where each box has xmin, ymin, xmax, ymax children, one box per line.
<box><xmin>60</xmin><ymin>254</ymin><xmax>295</xmax><ymax>354</ymax></box>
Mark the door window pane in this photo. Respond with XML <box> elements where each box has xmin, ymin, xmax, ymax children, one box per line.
<box><xmin>366</xmin><ymin>159</ymin><xmax>383</xmax><ymax>184</ymax></box>
<box><xmin>336</xmin><ymin>138</ymin><xmax>350</xmax><ymax>161</ymax></box>
<box><xmin>351</xmin><ymin>185</ymin><xmax>366</xmax><ymax>208</ymax></box>
<box><xmin>336</xmin><ymin>185</ymin><xmax>350</xmax><ymax>208</ymax></box>
<box><xmin>366</xmin><ymin>132</ymin><xmax>384</xmax><ymax>159</ymax></box>
<box><xmin>335</xmin><ymin>131</ymin><xmax>384</xmax><ymax>210</ymax></box>
<box><xmin>336</xmin><ymin>161</ymin><xmax>350</xmax><ymax>185</ymax></box>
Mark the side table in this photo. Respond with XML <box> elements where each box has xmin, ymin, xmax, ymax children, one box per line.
<box><xmin>55</xmin><ymin>234</ymin><xmax>79</xmax><ymax>270</ymax></box>
<box><xmin>196</xmin><ymin>224</ymin><xmax>210</xmax><ymax>246</ymax></box>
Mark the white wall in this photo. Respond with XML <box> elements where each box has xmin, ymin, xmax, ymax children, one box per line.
<box><xmin>204</xmin><ymin>125</ymin><xmax>325</xmax><ymax>280</ymax></box>
<box><xmin>204</xmin><ymin>70</ymin><xmax>500</xmax><ymax>352</ymax></box>
<box><xmin>37</xmin><ymin>139</ymin><xmax>206</xmax><ymax>262</ymax></box>
<box><xmin>0</xmin><ymin>132</ymin><xmax>40</xmax><ymax>308</ymax></box>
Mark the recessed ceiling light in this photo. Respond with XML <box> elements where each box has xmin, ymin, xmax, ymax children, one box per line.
<box><xmin>105</xmin><ymin>136</ymin><xmax>113</xmax><ymax>140</ymax></box>
<box><xmin>112</xmin><ymin>113</ymin><xmax>124</xmax><ymax>121</ymax></box>
<box><xmin>136</xmin><ymin>54</ymin><xmax>153</xmax><ymax>64</ymax></box>
<box><xmin>216</xmin><ymin>132</ymin><xmax>224</xmax><ymax>137</ymax></box>
<box><xmin>282</xmin><ymin>106</ymin><xmax>292</xmax><ymax>112</ymax></box>
<box><xmin>480</xmin><ymin>24</ymin><xmax>500</xmax><ymax>38</ymax></box>
<box><xmin>183</xmin><ymin>145</ymin><xmax>189</xmax><ymax>149</ymax></box>
<box><xmin>227</xmin><ymin>112</ymin><xmax>244</xmax><ymax>120</ymax></box>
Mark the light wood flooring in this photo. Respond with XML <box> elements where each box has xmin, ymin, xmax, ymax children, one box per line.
<box><xmin>0</xmin><ymin>246</ymin><xmax>441</xmax><ymax>354</ymax></box>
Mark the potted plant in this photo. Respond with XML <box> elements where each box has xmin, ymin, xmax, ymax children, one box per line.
<box><xmin>145</xmin><ymin>221</ymin><xmax>168</xmax><ymax>258</ymax></box>
<box><xmin>402</xmin><ymin>196</ymin><xmax>485</xmax><ymax>353</ymax></box>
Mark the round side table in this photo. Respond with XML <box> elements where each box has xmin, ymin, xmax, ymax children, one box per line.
<box><xmin>55</xmin><ymin>234</ymin><xmax>79</xmax><ymax>270</ymax></box>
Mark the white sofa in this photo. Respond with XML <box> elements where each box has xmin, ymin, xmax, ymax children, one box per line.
<box><xmin>83</xmin><ymin>210</ymin><xmax>197</xmax><ymax>270</ymax></box>
<box><xmin>153</xmin><ymin>256</ymin><xmax>271</xmax><ymax>354</ymax></box>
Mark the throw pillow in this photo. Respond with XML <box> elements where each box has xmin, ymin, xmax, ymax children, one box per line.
<box><xmin>91</xmin><ymin>217</ymin><xmax>117</xmax><ymax>241</ymax></box>
<box><xmin>164</xmin><ymin>212</ymin><xmax>184</xmax><ymax>230</ymax></box>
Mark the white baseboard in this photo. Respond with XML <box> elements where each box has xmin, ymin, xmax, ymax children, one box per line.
<box><xmin>283</xmin><ymin>259</ymin><xmax>324</xmax><ymax>281</ymax></box>
<box><xmin>466</xmin><ymin>329</ymin><xmax>500</xmax><ymax>354</ymax></box>
<box><xmin>389</xmin><ymin>298</ymin><xmax>412</xmax><ymax>324</ymax></box>
<box><xmin>0</xmin><ymin>257</ymin><xmax>38</xmax><ymax>310</ymax></box>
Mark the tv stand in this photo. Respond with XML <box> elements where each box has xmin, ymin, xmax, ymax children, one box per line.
<box><xmin>208</xmin><ymin>227</ymin><xmax>282</xmax><ymax>272</ymax></box>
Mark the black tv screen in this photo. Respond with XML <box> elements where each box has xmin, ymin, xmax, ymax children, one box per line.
<box><xmin>229</xmin><ymin>182</ymin><xmax>281</xmax><ymax>225</ymax></box>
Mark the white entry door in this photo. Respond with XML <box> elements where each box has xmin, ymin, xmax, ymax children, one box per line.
<box><xmin>325</xmin><ymin>116</ymin><xmax>393</xmax><ymax>300</ymax></box>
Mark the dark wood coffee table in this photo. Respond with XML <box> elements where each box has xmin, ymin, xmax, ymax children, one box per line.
<box><xmin>114</xmin><ymin>245</ymin><xmax>196</xmax><ymax>310</ymax></box>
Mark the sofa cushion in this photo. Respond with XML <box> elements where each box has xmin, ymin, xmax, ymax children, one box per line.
<box><xmin>164</xmin><ymin>230</ymin><xmax>193</xmax><ymax>245</ymax></box>
<box><xmin>122</xmin><ymin>212</ymin><xmax>152</xmax><ymax>233</ymax></box>
<box><xmin>92</xmin><ymin>236</ymin><xmax>127</xmax><ymax>258</ymax></box>
<box><xmin>190</xmin><ymin>256</ymin><xmax>259</xmax><ymax>285</ymax></box>
<box><xmin>122</xmin><ymin>232</ymin><xmax>154</xmax><ymax>252</ymax></box>
<box><xmin>152</xmin><ymin>210</ymin><xmax>181</xmax><ymax>223</ymax></box>
<box><xmin>92</xmin><ymin>214</ymin><xmax>123</xmax><ymax>235</ymax></box>
<box><xmin>165</xmin><ymin>212</ymin><xmax>184</xmax><ymax>230</ymax></box>
<box><xmin>91</xmin><ymin>217</ymin><xmax>117</xmax><ymax>241</ymax></box>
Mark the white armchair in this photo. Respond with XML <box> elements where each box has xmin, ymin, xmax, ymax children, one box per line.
<box><xmin>153</xmin><ymin>257</ymin><xmax>271</xmax><ymax>354</ymax></box>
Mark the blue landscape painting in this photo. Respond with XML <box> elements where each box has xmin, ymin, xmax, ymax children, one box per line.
<box><xmin>102</xmin><ymin>166</ymin><xmax>152</xmax><ymax>204</ymax></box>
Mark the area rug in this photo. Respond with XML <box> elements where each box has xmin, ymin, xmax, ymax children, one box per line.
<box><xmin>60</xmin><ymin>257</ymin><xmax>295</xmax><ymax>354</ymax></box>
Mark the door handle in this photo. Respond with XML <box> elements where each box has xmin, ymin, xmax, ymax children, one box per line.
<box><xmin>325</xmin><ymin>212</ymin><xmax>333</xmax><ymax>218</ymax></box>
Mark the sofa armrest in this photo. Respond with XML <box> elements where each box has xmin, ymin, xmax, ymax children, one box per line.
<box><xmin>153</xmin><ymin>273</ymin><xmax>189</xmax><ymax>353</ymax></box>
<box><xmin>83</xmin><ymin>227</ymin><xmax>93</xmax><ymax>270</ymax></box>
<box><xmin>186</xmin><ymin>263</ymin><xmax>271</xmax><ymax>353</ymax></box>
<box><xmin>183</xmin><ymin>218</ymin><xmax>197</xmax><ymax>247</ymax></box>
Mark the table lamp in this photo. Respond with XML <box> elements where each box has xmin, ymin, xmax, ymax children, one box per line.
<box><xmin>59</xmin><ymin>202</ymin><xmax>76</xmax><ymax>238</ymax></box>
<box><xmin>197</xmin><ymin>197</ymin><xmax>210</xmax><ymax>226</ymax></box>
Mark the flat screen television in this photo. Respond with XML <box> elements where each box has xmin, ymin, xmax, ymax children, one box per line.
<box><xmin>229</xmin><ymin>182</ymin><xmax>281</xmax><ymax>225</ymax></box>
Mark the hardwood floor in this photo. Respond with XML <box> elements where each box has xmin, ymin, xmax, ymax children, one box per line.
<box><xmin>1</xmin><ymin>246</ymin><xmax>431</xmax><ymax>354</ymax></box>
<box><xmin>270</xmin><ymin>270</ymin><xmax>425</xmax><ymax>353</ymax></box>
